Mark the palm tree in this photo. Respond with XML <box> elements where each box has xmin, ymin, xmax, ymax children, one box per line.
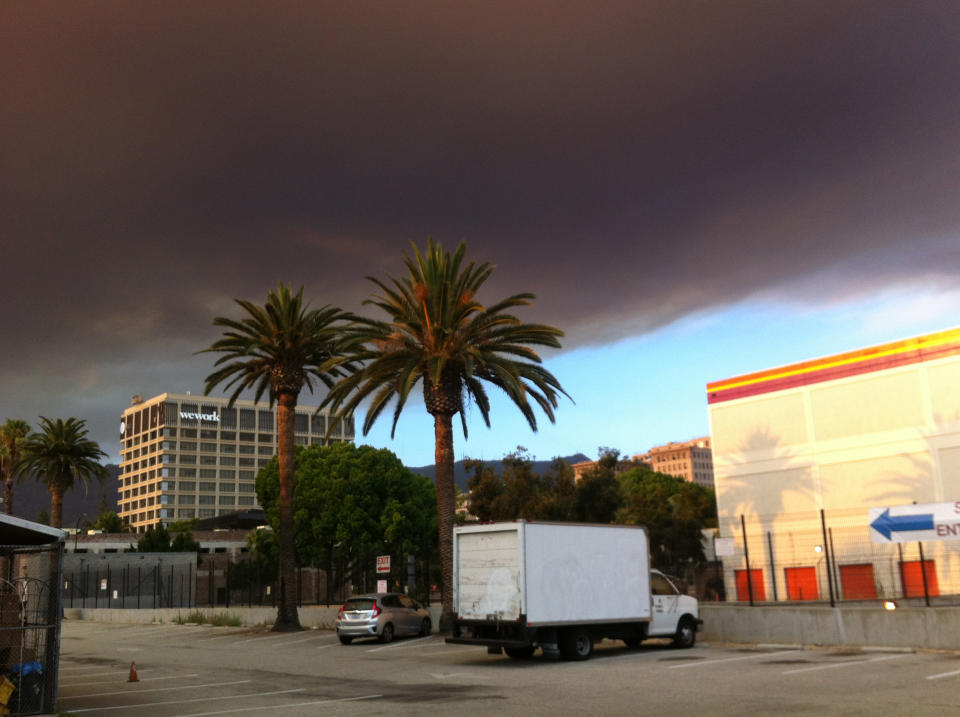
<box><xmin>325</xmin><ymin>239</ymin><xmax>568</xmax><ymax>630</ymax></box>
<box><xmin>200</xmin><ymin>283</ymin><xmax>354</xmax><ymax>631</ymax></box>
<box><xmin>0</xmin><ymin>419</ymin><xmax>31</xmax><ymax>515</ymax></box>
<box><xmin>13</xmin><ymin>417</ymin><xmax>108</xmax><ymax>529</ymax></box>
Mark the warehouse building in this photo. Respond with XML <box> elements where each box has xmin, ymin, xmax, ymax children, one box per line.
<box><xmin>118</xmin><ymin>393</ymin><xmax>353</xmax><ymax>532</ymax></box>
<box><xmin>707</xmin><ymin>327</ymin><xmax>960</xmax><ymax>602</ymax></box>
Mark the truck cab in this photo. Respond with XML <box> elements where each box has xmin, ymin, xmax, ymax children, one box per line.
<box><xmin>646</xmin><ymin>569</ymin><xmax>702</xmax><ymax>648</ymax></box>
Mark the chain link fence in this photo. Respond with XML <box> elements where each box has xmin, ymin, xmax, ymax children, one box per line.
<box><xmin>715</xmin><ymin>508</ymin><xmax>960</xmax><ymax>605</ymax></box>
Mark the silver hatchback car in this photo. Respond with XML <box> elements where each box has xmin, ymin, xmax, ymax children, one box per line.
<box><xmin>336</xmin><ymin>592</ymin><xmax>432</xmax><ymax>645</ymax></box>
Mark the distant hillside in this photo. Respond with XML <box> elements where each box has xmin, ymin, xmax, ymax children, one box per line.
<box><xmin>9</xmin><ymin>464</ymin><xmax>120</xmax><ymax>528</ymax></box>
<box><xmin>409</xmin><ymin>453</ymin><xmax>590</xmax><ymax>491</ymax></box>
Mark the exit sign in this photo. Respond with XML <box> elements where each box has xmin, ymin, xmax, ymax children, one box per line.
<box><xmin>376</xmin><ymin>555</ymin><xmax>391</xmax><ymax>574</ymax></box>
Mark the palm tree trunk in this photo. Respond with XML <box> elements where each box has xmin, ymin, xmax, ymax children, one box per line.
<box><xmin>434</xmin><ymin>412</ymin><xmax>455</xmax><ymax>633</ymax></box>
<box><xmin>50</xmin><ymin>487</ymin><xmax>64</xmax><ymax>529</ymax></box>
<box><xmin>273</xmin><ymin>392</ymin><xmax>302</xmax><ymax>631</ymax></box>
<box><xmin>3</xmin><ymin>479</ymin><xmax>12</xmax><ymax>516</ymax></box>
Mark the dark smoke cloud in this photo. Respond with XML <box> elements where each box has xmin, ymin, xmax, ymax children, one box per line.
<box><xmin>2</xmin><ymin>1</ymin><xmax>959</xmax><ymax>454</ymax></box>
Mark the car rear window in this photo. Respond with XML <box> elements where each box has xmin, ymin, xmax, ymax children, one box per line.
<box><xmin>344</xmin><ymin>599</ymin><xmax>376</xmax><ymax>611</ymax></box>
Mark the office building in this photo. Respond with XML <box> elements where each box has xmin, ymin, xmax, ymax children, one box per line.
<box><xmin>635</xmin><ymin>437</ymin><xmax>714</xmax><ymax>488</ymax></box>
<box><xmin>118</xmin><ymin>393</ymin><xmax>353</xmax><ymax>532</ymax></box>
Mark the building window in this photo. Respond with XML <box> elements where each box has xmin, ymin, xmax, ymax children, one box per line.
<box><xmin>239</xmin><ymin>432</ymin><xmax>255</xmax><ymax>443</ymax></box>
<box><xmin>180</xmin><ymin>442</ymin><xmax>197</xmax><ymax>451</ymax></box>
<box><xmin>240</xmin><ymin>409</ymin><xmax>255</xmax><ymax>430</ymax></box>
<box><xmin>220</xmin><ymin>457</ymin><xmax>235</xmax><ymax>466</ymax></box>
<box><xmin>221</xmin><ymin>443</ymin><xmax>236</xmax><ymax>454</ymax></box>
<box><xmin>238</xmin><ymin>496</ymin><xmax>255</xmax><ymax>506</ymax></box>
<box><xmin>219</xmin><ymin>496</ymin><xmax>235</xmax><ymax>505</ymax></box>
<box><xmin>258</xmin><ymin>410</ymin><xmax>274</xmax><ymax>431</ymax></box>
<box><xmin>258</xmin><ymin>433</ymin><xmax>273</xmax><ymax>444</ymax></box>
<box><xmin>219</xmin><ymin>483</ymin><xmax>235</xmax><ymax>493</ymax></box>
<box><xmin>178</xmin><ymin>495</ymin><xmax>196</xmax><ymax>504</ymax></box>
<box><xmin>178</xmin><ymin>509</ymin><xmax>195</xmax><ymax>518</ymax></box>
<box><xmin>199</xmin><ymin>481</ymin><xmax>216</xmax><ymax>491</ymax></box>
<box><xmin>220</xmin><ymin>408</ymin><xmax>236</xmax><ymax>428</ymax></box>
<box><xmin>181</xmin><ymin>429</ymin><xmax>197</xmax><ymax>439</ymax></box>
<box><xmin>238</xmin><ymin>483</ymin><xmax>255</xmax><ymax>492</ymax></box>
<box><xmin>199</xmin><ymin>509</ymin><xmax>215</xmax><ymax>518</ymax></box>
<box><xmin>200</xmin><ymin>429</ymin><xmax>218</xmax><ymax>440</ymax></box>
<box><xmin>239</xmin><ymin>471</ymin><xmax>255</xmax><ymax>480</ymax></box>
<box><xmin>180</xmin><ymin>454</ymin><xmax>197</xmax><ymax>464</ymax></box>
<box><xmin>180</xmin><ymin>469</ymin><xmax>196</xmax><ymax>478</ymax></box>
<box><xmin>238</xmin><ymin>444</ymin><xmax>255</xmax><ymax>454</ymax></box>
<box><xmin>199</xmin><ymin>442</ymin><xmax>217</xmax><ymax>452</ymax></box>
<box><xmin>200</xmin><ymin>455</ymin><xmax>217</xmax><ymax>465</ymax></box>
<box><xmin>239</xmin><ymin>458</ymin><xmax>255</xmax><ymax>467</ymax></box>
<box><xmin>198</xmin><ymin>495</ymin><xmax>216</xmax><ymax>505</ymax></box>
<box><xmin>220</xmin><ymin>431</ymin><xmax>236</xmax><ymax>441</ymax></box>
<box><xmin>294</xmin><ymin>414</ymin><xmax>308</xmax><ymax>433</ymax></box>
<box><xmin>199</xmin><ymin>469</ymin><xmax>217</xmax><ymax>479</ymax></box>
<box><xmin>258</xmin><ymin>446</ymin><xmax>273</xmax><ymax>456</ymax></box>
<box><xmin>311</xmin><ymin>414</ymin><xmax>325</xmax><ymax>435</ymax></box>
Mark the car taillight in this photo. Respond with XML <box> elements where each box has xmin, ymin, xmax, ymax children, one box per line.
<box><xmin>371</xmin><ymin>603</ymin><xmax>381</xmax><ymax>617</ymax></box>
<box><xmin>338</xmin><ymin>602</ymin><xmax>347</xmax><ymax>618</ymax></box>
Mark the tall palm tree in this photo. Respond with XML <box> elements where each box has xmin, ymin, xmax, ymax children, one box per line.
<box><xmin>200</xmin><ymin>283</ymin><xmax>354</xmax><ymax>631</ymax></box>
<box><xmin>0</xmin><ymin>419</ymin><xmax>31</xmax><ymax>515</ymax></box>
<box><xmin>325</xmin><ymin>239</ymin><xmax>568</xmax><ymax>630</ymax></box>
<box><xmin>13</xmin><ymin>417</ymin><xmax>108</xmax><ymax>528</ymax></box>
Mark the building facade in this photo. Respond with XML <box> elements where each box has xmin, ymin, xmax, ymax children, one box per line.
<box><xmin>707</xmin><ymin>327</ymin><xmax>960</xmax><ymax>602</ymax></box>
<box><xmin>118</xmin><ymin>393</ymin><xmax>353</xmax><ymax>532</ymax></box>
<box><xmin>634</xmin><ymin>437</ymin><xmax>714</xmax><ymax>488</ymax></box>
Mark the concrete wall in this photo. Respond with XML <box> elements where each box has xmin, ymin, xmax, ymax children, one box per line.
<box><xmin>65</xmin><ymin>603</ymin><xmax>960</xmax><ymax>651</ymax></box>
<box><xmin>700</xmin><ymin>604</ymin><xmax>960</xmax><ymax>651</ymax></box>
<box><xmin>64</xmin><ymin>604</ymin><xmax>443</xmax><ymax>631</ymax></box>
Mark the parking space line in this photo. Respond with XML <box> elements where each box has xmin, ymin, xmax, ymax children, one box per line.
<box><xmin>276</xmin><ymin>633</ymin><xmax>336</xmax><ymax>647</ymax></box>
<box><xmin>232</xmin><ymin>632</ymin><xmax>305</xmax><ymax>646</ymax></box>
<box><xmin>419</xmin><ymin>645</ymin><xmax>482</xmax><ymax>657</ymax></box>
<box><xmin>175</xmin><ymin>693</ymin><xmax>383</xmax><ymax>716</ymax></box>
<box><xmin>666</xmin><ymin>650</ymin><xmax>798</xmax><ymax>669</ymax></box>
<box><xmin>366</xmin><ymin>636</ymin><xmax>441</xmax><ymax>652</ymax></box>
<box><xmin>926</xmin><ymin>668</ymin><xmax>960</xmax><ymax>681</ymax></box>
<box><xmin>60</xmin><ymin>673</ymin><xmax>200</xmax><ymax>687</ymax></box>
<box><xmin>66</xmin><ymin>687</ymin><xmax>305</xmax><ymax>713</ymax></box>
<box><xmin>782</xmin><ymin>654</ymin><xmax>908</xmax><ymax>675</ymax></box>
<box><xmin>60</xmin><ymin>679</ymin><xmax>253</xmax><ymax>700</ymax></box>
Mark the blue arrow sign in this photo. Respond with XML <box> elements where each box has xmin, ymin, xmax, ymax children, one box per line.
<box><xmin>870</xmin><ymin>508</ymin><xmax>935</xmax><ymax>540</ymax></box>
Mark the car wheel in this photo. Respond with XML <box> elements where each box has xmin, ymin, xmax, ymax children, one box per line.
<box><xmin>419</xmin><ymin>618</ymin><xmax>432</xmax><ymax>637</ymax></box>
<box><xmin>338</xmin><ymin>635</ymin><xmax>353</xmax><ymax>645</ymax></box>
<box><xmin>379</xmin><ymin>623</ymin><xmax>394</xmax><ymax>643</ymax></box>
<box><xmin>673</xmin><ymin>617</ymin><xmax>696</xmax><ymax>649</ymax></box>
<box><xmin>559</xmin><ymin>628</ymin><xmax>592</xmax><ymax>661</ymax></box>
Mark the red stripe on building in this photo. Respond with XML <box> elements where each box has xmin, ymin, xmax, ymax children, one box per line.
<box><xmin>707</xmin><ymin>329</ymin><xmax>960</xmax><ymax>405</ymax></box>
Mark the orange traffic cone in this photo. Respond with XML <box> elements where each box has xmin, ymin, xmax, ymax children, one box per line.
<box><xmin>128</xmin><ymin>661</ymin><xmax>139</xmax><ymax>682</ymax></box>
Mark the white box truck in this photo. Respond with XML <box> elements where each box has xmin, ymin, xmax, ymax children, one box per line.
<box><xmin>446</xmin><ymin>521</ymin><xmax>701</xmax><ymax>660</ymax></box>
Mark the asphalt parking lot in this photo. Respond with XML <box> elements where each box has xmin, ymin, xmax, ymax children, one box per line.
<box><xmin>56</xmin><ymin>620</ymin><xmax>960</xmax><ymax>716</ymax></box>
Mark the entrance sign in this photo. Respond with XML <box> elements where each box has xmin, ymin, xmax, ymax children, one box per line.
<box><xmin>870</xmin><ymin>502</ymin><xmax>960</xmax><ymax>543</ymax></box>
<box><xmin>376</xmin><ymin>555</ymin><xmax>391</xmax><ymax>574</ymax></box>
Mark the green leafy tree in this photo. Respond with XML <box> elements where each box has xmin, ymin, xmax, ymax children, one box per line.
<box><xmin>133</xmin><ymin>522</ymin><xmax>201</xmax><ymax>555</ymax></box>
<box><xmin>201</xmin><ymin>283</ymin><xmax>354</xmax><ymax>631</ymax></box>
<box><xmin>325</xmin><ymin>239</ymin><xmax>567</xmax><ymax>629</ymax></box>
<box><xmin>575</xmin><ymin>448</ymin><xmax>624</xmax><ymax>523</ymax></box>
<box><xmin>256</xmin><ymin>442</ymin><xmax>437</xmax><ymax>603</ymax></box>
<box><xmin>617</xmin><ymin>466</ymin><xmax>717</xmax><ymax>573</ymax></box>
<box><xmin>0</xmin><ymin>419</ymin><xmax>30</xmax><ymax>516</ymax></box>
<box><xmin>13</xmin><ymin>417</ymin><xmax>108</xmax><ymax>528</ymax></box>
<box><xmin>92</xmin><ymin>511</ymin><xmax>127</xmax><ymax>533</ymax></box>
<box><xmin>466</xmin><ymin>451</ymin><xmax>578</xmax><ymax>522</ymax></box>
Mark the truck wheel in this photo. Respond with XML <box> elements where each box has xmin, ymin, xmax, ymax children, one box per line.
<box><xmin>560</xmin><ymin>628</ymin><xmax>593</xmax><ymax>661</ymax></box>
<box><xmin>505</xmin><ymin>646</ymin><xmax>536</xmax><ymax>659</ymax></box>
<box><xmin>673</xmin><ymin>617</ymin><xmax>696</xmax><ymax>649</ymax></box>
<box><xmin>338</xmin><ymin>635</ymin><xmax>353</xmax><ymax>645</ymax></box>
<box><xmin>623</xmin><ymin>636</ymin><xmax>642</xmax><ymax>649</ymax></box>
<box><xmin>419</xmin><ymin>618</ymin><xmax>432</xmax><ymax>637</ymax></box>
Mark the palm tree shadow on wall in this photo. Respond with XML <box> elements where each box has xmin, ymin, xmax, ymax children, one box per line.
<box><xmin>716</xmin><ymin>426</ymin><xmax>815</xmax><ymax>601</ymax></box>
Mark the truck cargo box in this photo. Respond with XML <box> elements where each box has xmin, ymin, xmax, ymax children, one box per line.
<box><xmin>453</xmin><ymin>521</ymin><xmax>652</xmax><ymax>625</ymax></box>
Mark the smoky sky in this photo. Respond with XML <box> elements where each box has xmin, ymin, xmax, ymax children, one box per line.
<box><xmin>2</xmin><ymin>1</ymin><xmax>960</xmax><ymax>455</ymax></box>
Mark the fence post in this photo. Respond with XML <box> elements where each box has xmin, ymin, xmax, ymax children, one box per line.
<box><xmin>740</xmin><ymin>514</ymin><xmax>754</xmax><ymax>606</ymax></box>
<box><xmin>897</xmin><ymin>543</ymin><xmax>905</xmax><ymax>598</ymax></box>
<box><xmin>820</xmin><ymin>509</ymin><xmax>835</xmax><ymax>607</ymax></box>
<box><xmin>765</xmin><ymin>532</ymin><xmax>778</xmax><ymax>602</ymax></box>
<box><xmin>137</xmin><ymin>566</ymin><xmax>141</xmax><ymax>609</ymax></box>
<box><xmin>828</xmin><ymin>527</ymin><xmax>841</xmax><ymax>600</ymax></box>
<box><xmin>917</xmin><ymin>542</ymin><xmax>931</xmax><ymax>607</ymax></box>
<box><xmin>225</xmin><ymin>562</ymin><xmax>231</xmax><ymax>608</ymax></box>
